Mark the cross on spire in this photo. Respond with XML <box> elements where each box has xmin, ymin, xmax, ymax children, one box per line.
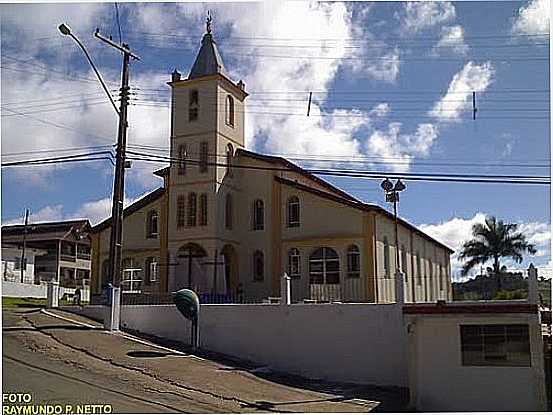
<box><xmin>206</xmin><ymin>10</ymin><xmax>212</xmax><ymax>34</ymax></box>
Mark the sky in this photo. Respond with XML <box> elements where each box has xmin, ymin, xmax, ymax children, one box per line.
<box><xmin>1</xmin><ymin>0</ymin><xmax>550</xmax><ymax>280</ymax></box>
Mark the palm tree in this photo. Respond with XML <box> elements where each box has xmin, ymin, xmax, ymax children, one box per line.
<box><xmin>459</xmin><ymin>216</ymin><xmax>536</xmax><ymax>292</ymax></box>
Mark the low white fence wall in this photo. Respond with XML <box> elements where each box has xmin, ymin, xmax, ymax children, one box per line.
<box><xmin>120</xmin><ymin>303</ymin><xmax>409</xmax><ymax>387</ymax></box>
<box><xmin>2</xmin><ymin>281</ymin><xmax>90</xmax><ymax>301</ymax></box>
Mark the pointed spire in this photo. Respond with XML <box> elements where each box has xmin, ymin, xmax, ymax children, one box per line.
<box><xmin>188</xmin><ymin>12</ymin><xmax>227</xmax><ymax>80</ymax></box>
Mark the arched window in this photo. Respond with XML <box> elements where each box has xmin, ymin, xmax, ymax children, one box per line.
<box><xmin>252</xmin><ymin>199</ymin><xmax>264</xmax><ymax>230</ymax></box>
<box><xmin>287</xmin><ymin>196</ymin><xmax>300</xmax><ymax>227</ymax></box>
<box><xmin>309</xmin><ymin>247</ymin><xmax>339</xmax><ymax>284</ymax></box>
<box><xmin>253</xmin><ymin>250</ymin><xmax>264</xmax><ymax>281</ymax></box>
<box><xmin>187</xmin><ymin>193</ymin><xmax>197</xmax><ymax>227</ymax></box>
<box><xmin>226</xmin><ymin>143</ymin><xmax>234</xmax><ymax>175</ymax></box>
<box><xmin>199</xmin><ymin>193</ymin><xmax>208</xmax><ymax>226</ymax></box>
<box><xmin>177</xmin><ymin>144</ymin><xmax>187</xmax><ymax>175</ymax></box>
<box><xmin>189</xmin><ymin>89</ymin><xmax>199</xmax><ymax>121</ymax></box>
<box><xmin>225</xmin><ymin>95</ymin><xmax>234</xmax><ymax>127</ymax></box>
<box><xmin>416</xmin><ymin>252</ymin><xmax>422</xmax><ymax>285</ymax></box>
<box><xmin>383</xmin><ymin>237</ymin><xmax>390</xmax><ymax>278</ymax></box>
<box><xmin>176</xmin><ymin>195</ymin><xmax>185</xmax><ymax>228</ymax></box>
<box><xmin>347</xmin><ymin>245</ymin><xmax>360</xmax><ymax>278</ymax></box>
<box><xmin>288</xmin><ymin>248</ymin><xmax>301</xmax><ymax>278</ymax></box>
<box><xmin>401</xmin><ymin>244</ymin><xmax>407</xmax><ymax>274</ymax></box>
<box><xmin>199</xmin><ymin>141</ymin><xmax>208</xmax><ymax>173</ymax></box>
<box><xmin>225</xmin><ymin>193</ymin><xmax>233</xmax><ymax>230</ymax></box>
<box><xmin>146</xmin><ymin>210</ymin><xmax>158</xmax><ymax>238</ymax></box>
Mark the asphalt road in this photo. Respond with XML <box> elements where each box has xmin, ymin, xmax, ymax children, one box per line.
<box><xmin>2</xmin><ymin>307</ymin><xmax>406</xmax><ymax>413</ymax></box>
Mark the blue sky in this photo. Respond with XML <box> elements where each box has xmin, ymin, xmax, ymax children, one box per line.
<box><xmin>1</xmin><ymin>1</ymin><xmax>550</xmax><ymax>279</ymax></box>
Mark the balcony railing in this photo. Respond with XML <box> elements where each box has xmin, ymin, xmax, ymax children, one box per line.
<box><xmin>77</xmin><ymin>252</ymin><xmax>91</xmax><ymax>260</ymax></box>
<box><xmin>60</xmin><ymin>254</ymin><xmax>76</xmax><ymax>262</ymax></box>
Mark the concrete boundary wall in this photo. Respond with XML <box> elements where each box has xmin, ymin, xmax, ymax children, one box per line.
<box><xmin>2</xmin><ymin>281</ymin><xmax>90</xmax><ymax>301</ymax></box>
<box><xmin>119</xmin><ymin>303</ymin><xmax>409</xmax><ymax>387</ymax></box>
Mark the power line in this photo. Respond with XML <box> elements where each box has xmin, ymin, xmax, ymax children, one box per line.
<box><xmin>2</xmin><ymin>145</ymin><xmax>114</xmax><ymax>157</ymax></box>
<box><xmin>2</xmin><ymin>151</ymin><xmax>115</xmax><ymax>167</ymax></box>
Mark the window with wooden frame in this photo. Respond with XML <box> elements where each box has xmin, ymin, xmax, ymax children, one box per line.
<box><xmin>288</xmin><ymin>248</ymin><xmax>301</xmax><ymax>278</ymax></box>
<box><xmin>146</xmin><ymin>210</ymin><xmax>158</xmax><ymax>239</ymax></box>
<box><xmin>287</xmin><ymin>196</ymin><xmax>300</xmax><ymax>227</ymax></box>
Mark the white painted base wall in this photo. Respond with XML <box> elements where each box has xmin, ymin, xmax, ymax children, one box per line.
<box><xmin>2</xmin><ymin>281</ymin><xmax>90</xmax><ymax>301</ymax></box>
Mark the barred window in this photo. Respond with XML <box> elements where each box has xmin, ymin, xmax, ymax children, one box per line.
<box><xmin>309</xmin><ymin>247</ymin><xmax>339</xmax><ymax>285</ymax></box>
<box><xmin>461</xmin><ymin>324</ymin><xmax>531</xmax><ymax>367</ymax></box>
<box><xmin>253</xmin><ymin>250</ymin><xmax>264</xmax><ymax>281</ymax></box>
<box><xmin>177</xmin><ymin>195</ymin><xmax>185</xmax><ymax>228</ymax></box>
<box><xmin>288</xmin><ymin>248</ymin><xmax>301</xmax><ymax>278</ymax></box>
<box><xmin>347</xmin><ymin>245</ymin><xmax>360</xmax><ymax>278</ymax></box>
<box><xmin>199</xmin><ymin>193</ymin><xmax>208</xmax><ymax>226</ymax></box>
<box><xmin>199</xmin><ymin>141</ymin><xmax>208</xmax><ymax>173</ymax></box>
<box><xmin>187</xmin><ymin>192</ymin><xmax>197</xmax><ymax>227</ymax></box>
<box><xmin>253</xmin><ymin>199</ymin><xmax>264</xmax><ymax>230</ymax></box>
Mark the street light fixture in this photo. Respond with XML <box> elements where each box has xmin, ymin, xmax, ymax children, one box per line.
<box><xmin>381</xmin><ymin>178</ymin><xmax>407</xmax><ymax>300</ymax></box>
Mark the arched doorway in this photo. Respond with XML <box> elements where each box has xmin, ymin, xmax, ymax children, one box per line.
<box><xmin>176</xmin><ymin>243</ymin><xmax>207</xmax><ymax>291</ymax></box>
<box><xmin>221</xmin><ymin>244</ymin><xmax>239</xmax><ymax>296</ymax></box>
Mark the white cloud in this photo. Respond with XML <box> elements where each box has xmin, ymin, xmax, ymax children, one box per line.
<box><xmin>419</xmin><ymin>213</ymin><xmax>551</xmax><ymax>280</ymax></box>
<box><xmin>430</xmin><ymin>61</ymin><xmax>495</xmax><ymax>122</ymax></box>
<box><xmin>366</xmin><ymin>122</ymin><xmax>439</xmax><ymax>172</ymax></box>
<box><xmin>433</xmin><ymin>25</ymin><xmax>469</xmax><ymax>56</ymax></box>
<box><xmin>398</xmin><ymin>1</ymin><xmax>456</xmax><ymax>34</ymax></box>
<box><xmin>512</xmin><ymin>0</ymin><xmax>550</xmax><ymax>37</ymax></box>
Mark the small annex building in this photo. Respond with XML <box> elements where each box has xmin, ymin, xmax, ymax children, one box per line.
<box><xmin>89</xmin><ymin>21</ymin><xmax>453</xmax><ymax>303</ymax></box>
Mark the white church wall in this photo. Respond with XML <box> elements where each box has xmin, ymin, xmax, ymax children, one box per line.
<box><xmin>117</xmin><ymin>302</ymin><xmax>409</xmax><ymax>387</ymax></box>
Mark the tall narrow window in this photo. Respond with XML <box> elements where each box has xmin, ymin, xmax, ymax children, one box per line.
<box><xmin>253</xmin><ymin>250</ymin><xmax>264</xmax><ymax>281</ymax></box>
<box><xmin>288</xmin><ymin>248</ymin><xmax>301</xmax><ymax>278</ymax></box>
<box><xmin>383</xmin><ymin>237</ymin><xmax>390</xmax><ymax>278</ymax></box>
<box><xmin>146</xmin><ymin>210</ymin><xmax>158</xmax><ymax>238</ymax></box>
<box><xmin>189</xmin><ymin>90</ymin><xmax>199</xmax><ymax>121</ymax></box>
<box><xmin>347</xmin><ymin>245</ymin><xmax>361</xmax><ymax>278</ymax></box>
<box><xmin>199</xmin><ymin>193</ymin><xmax>208</xmax><ymax>226</ymax></box>
<box><xmin>226</xmin><ymin>143</ymin><xmax>233</xmax><ymax>175</ymax></box>
<box><xmin>177</xmin><ymin>195</ymin><xmax>185</xmax><ymax>228</ymax></box>
<box><xmin>199</xmin><ymin>141</ymin><xmax>208</xmax><ymax>173</ymax></box>
<box><xmin>439</xmin><ymin>264</ymin><xmax>444</xmax><ymax>291</ymax></box>
<box><xmin>416</xmin><ymin>252</ymin><xmax>422</xmax><ymax>285</ymax></box>
<box><xmin>144</xmin><ymin>257</ymin><xmax>158</xmax><ymax>284</ymax></box>
<box><xmin>187</xmin><ymin>192</ymin><xmax>197</xmax><ymax>227</ymax></box>
<box><xmin>225</xmin><ymin>193</ymin><xmax>233</xmax><ymax>230</ymax></box>
<box><xmin>429</xmin><ymin>257</ymin><xmax>434</xmax><ymax>291</ymax></box>
<box><xmin>253</xmin><ymin>199</ymin><xmax>264</xmax><ymax>230</ymax></box>
<box><xmin>177</xmin><ymin>144</ymin><xmax>187</xmax><ymax>175</ymax></box>
<box><xmin>287</xmin><ymin>196</ymin><xmax>300</xmax><ymax>227</ymax></box>
<box><xmin>225</xmin><ymin>95</ymin><xmax>234</xmax><ymax>127</ymax></box>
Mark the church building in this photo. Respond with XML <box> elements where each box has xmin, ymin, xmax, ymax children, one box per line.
<box><xmin>89</xmin><ymin>20</ymin><xmax>453</xmax><ymax>303</ymax></box>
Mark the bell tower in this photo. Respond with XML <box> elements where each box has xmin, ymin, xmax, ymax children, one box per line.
<box><xmin>166</xmin><ymin>13</ymin><xmax>248</xmax><ymax>292</ymax></box>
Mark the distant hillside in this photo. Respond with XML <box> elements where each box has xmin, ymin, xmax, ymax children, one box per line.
<box><xmin>453</xmin><ymin>273</ymin><xmax>551</xmax><ymax>307</ymax></box>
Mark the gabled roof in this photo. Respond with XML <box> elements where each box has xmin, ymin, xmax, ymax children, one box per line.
<box><xmin>275</xmin><ymin>176</ymin><xmax>454</xmax><ymax>253</ymax></box>
<box><xmin>91</xmin><ymin>187</ymin><xmax>165</xmax><ymax>233</ymax></box>
<box><xmin>188</xmin><ymin>33</ymin><xmax>227</xmax><ymax>80</ymax></box>
<box><xmin>235</xmin><ymin>148</ymin><xmax>358</xmax><ymax>202</ymax></box>
<box><xmin>1</xmin><ymin>219</ymin><xmax>91</xmax><ymax>244</ymax></box>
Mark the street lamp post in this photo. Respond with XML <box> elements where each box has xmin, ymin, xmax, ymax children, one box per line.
<box><xmin>381</xmin><ymin>178</ymin><xmax>406</xmax><ymax>303</ymax></box>
<box><xmin>59</xmin><ymin>23</ymin><xmax>140</xmax><ymax>331</ymax></box>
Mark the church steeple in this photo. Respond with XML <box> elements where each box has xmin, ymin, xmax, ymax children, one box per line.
<box><xmin>188</xmin><ymin>12</ymin><xmax>227</xmax><ymax>80</ymax></box>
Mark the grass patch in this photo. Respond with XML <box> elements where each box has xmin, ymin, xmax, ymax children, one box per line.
<box><xmin>2</xmin><ymin>297</ymin><xmax>46</xmax><ymax>309</ymax></box>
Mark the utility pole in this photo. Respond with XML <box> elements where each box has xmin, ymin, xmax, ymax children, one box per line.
<box><xmin>94</xmin><ymin>29</ymin><xmax>140</xmax><ymax>330</ymax></box>
<box><xmin>20</xmin><ymin>208</ymin><xmax>29</xmax><ymax>283</ymax></box>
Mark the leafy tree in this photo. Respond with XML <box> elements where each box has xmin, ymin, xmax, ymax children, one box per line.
<box><xmin>459</xmin><ymin>216</ymin><xmax>536</xmax><ymax>291</ymax></box>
